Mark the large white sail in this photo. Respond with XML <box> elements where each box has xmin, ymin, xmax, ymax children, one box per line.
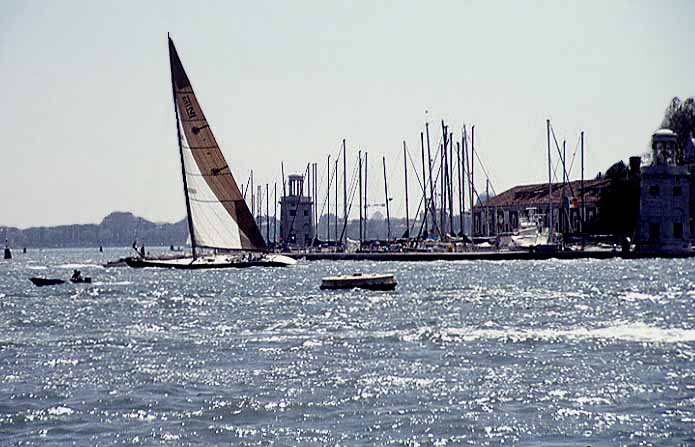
<box><xmin>169</xmin><ymin>37</ymin><xmax>266</xmax><ymax>251</ymax></box>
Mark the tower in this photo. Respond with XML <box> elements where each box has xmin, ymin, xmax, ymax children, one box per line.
<box><xmin>280</xmin><ymin>174</ymin><xmax>314</xmax><ymax>248</ymax></box>
<box><xmin>636</xmin><ymin>129</ymin><xmax>690</xmax><ymax>253</ymax></box>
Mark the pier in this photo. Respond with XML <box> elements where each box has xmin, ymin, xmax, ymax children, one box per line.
<box><xmin>284</xmin><ymin>249</ymin><xmax>695</xmax><ymax>262</ymax></box>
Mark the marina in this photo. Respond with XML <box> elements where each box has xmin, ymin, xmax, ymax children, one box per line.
<box><xmin>286</xmin><ymin>248</ymin><xmax>695</xmax><ymax>262</ymax></box>
<box><xmin>2</xmin><ymin>2</ymin><xmax>694</xmax><ymax>445</ymax></box>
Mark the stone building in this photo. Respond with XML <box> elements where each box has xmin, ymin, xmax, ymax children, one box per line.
<box><xmin>636</xmin><ymin>129</ymin><xmax>690</xmax><ymax>253</ymax></box>
<box><xmin>280</xmin><ymin>175</ymin><xmax>314</xmax><ymax>247</ymax></box>
<box><xmin>471</xmin><ymin>179</ymin><xmax>610</xmax><ymax>237</ymax></box>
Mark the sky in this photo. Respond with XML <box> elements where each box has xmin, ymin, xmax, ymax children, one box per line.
<box><xmin>1</xmin><ymin>0</ymin><xmax>693</xmax><ymax>228</ymax></box>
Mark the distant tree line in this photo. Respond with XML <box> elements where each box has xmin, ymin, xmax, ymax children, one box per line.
<box><xmin>1</xmin><ymin>212</ymin><xmax>188</xmax><ymax>248</ymax></box>
<box><xmin>661</xmin><ymin>96</ymin><xmax>695</xmax><ymax>162</ymax></box>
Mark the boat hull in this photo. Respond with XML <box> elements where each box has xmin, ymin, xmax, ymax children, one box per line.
<box><xmin>320</xmin><ymin>273</ymin><xmax>397</xmax><ymax>291</ymax></box>
<box><xmin>125</xmin><ymin>254</ymin><xmax>296</xmax><ymax>269</ymax></box>
<box><xmin>29</xmin><ymin>277</ymin><xmax>66</xmax><ymax>287</ymax></box>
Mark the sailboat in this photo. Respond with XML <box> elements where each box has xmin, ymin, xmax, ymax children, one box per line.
<box><xmin>126</xmin><ymin>36</ymin><xmax>295</xmax><ymax>269</ymax></box>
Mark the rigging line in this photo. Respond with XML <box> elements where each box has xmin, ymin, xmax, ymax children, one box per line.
<box><xmin>461</xmin><ymin>126</ymin><xmax>487</xmax><ymax>197</ymax></box>
<box><xmin>419</xmin><ymin>143</ymin><xmax>445</xmax><ymax>238</ymax></box>
<box><xmin>315</xmin><ymin>143</ymin><xmax>343</xmax><ymax>226</ymax></box>
<box><xmin>461</xmin><ymin>125</ymin><xmax>497</xmax><ymax>197</ymax></box>
<box><xmin>472</xmin><ymin>143</ymin><xmax>496</xmax><ymax>196</ymax></box>
<box><xmin>409</xmin><ymin>191</ymin><xmax>425</xmax><ymax>238</ymax></box>
<box><xmin>406</xmin><ymin>144</ymin><xmax>425</xmax><ymax>192</ymax></box>
<box><xmin>316</xmin><ymin>158</ymin><xmax>336</xmax><ymax>221</ymax></box>
<box><xmin>567</xmin><ymin>133</ymin><xmax>581</xmax><ymax>176</ymax></box>
<box><xmin>242</xmin><ymin>171</ymin><xmax>252</xmax><ymax>199</ymax></box>
<box><xmin>461</xmin><ymin>150</ymin><xmax>484</xmax><ymax>210</ymax></box>
<box><xmin>385</xmin><ymin>148</ymin><xmax>404</xmax><ymax>217</ymax></box>
<box><xmin>339</xmin><ymin>156</ymin><xmax>361</xmax><ymax>241</ymax></box>
<box><xmin>549</xmin><ymin>124</ymin><xmax>576</xmax><ymax>198</ymax></box>
<box><xmin>405</xmin><ymin>138</ymin><xmax>432</xmax><ymax>239</ymax></box>
<box><xmin>314</xmin><ymin>145</ymin><xmax>343</xmax><ymax>245</ymax></box>
<box><xmin>408</xmin><ymin>170</ymin><xmax>430</xmax><ymax>239</ymax></box>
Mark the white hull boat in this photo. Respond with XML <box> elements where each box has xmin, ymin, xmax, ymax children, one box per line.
<box><xmin>128</xmin><ymin>36</ymin><xmax>293</xmax><ymax>269</ymax></box>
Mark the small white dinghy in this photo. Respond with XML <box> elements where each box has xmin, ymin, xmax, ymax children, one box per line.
<box><xmin>320</xmin><ymin>273</ymin><xmax>397</xmax><ymax>291</ymax></box>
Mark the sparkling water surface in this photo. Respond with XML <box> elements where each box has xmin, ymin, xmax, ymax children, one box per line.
<box><xmin>1</xmin><ymin>248</ymin><xmax>695</xmax><ymax>445</ymax></box>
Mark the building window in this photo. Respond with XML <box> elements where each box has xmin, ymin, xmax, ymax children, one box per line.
<box><xmin>674</xmin><ymin>223</ymin><xmax>683</xmax><ymax>239</ymax></box>
<box><xmin>289</xmin><ymin>210</ymin><xmax>296</xmax><ymax>216</ymax></box>
<box><xmin>648</xmin><ymin>223</ymin><xmax>659</xmax><ymax>242</ymax></box>
<box><xmin>303</xmin><ymin>209</ymin><xmax>309</xmax><ymax>216</ymax></box>
<box><xmin>673</xmin><ymin>186</ymin><xmax>682</xmax><ymax>197</ymax></box>
<box><xmin>649</xmin><ymin>185</ymin><xmax>660</xmax><ymax>196</ymax></box>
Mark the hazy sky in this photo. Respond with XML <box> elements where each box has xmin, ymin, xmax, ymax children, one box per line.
<box><xmin>2</xmin><ymin>0</ymin><xmax>693</xmax><ymax>228</ymax></box>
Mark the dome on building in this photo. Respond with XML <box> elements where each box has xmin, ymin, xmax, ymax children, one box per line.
<box><xmin>653</xmin><ymin>128</ymin><xmax>677</xmax><ymax>138</ymax></box>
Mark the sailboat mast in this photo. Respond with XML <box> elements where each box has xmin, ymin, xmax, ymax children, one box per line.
<box><xmin>359</xmin><ymin>150</ymin><xmax>363</xmax><ymax>246</ymax></box>
<box><xmin>169</xmin><ymin>36</ymin><xmax>197</xmax><ymax>259</ymax></box>
<box><xmin>420</xmin><ymin>131</ymin><xmax>428</xmax><ymax>238</ymax></box>
<box><xmin>441</xmin><ymin>121</ymin><xmax>448</xmax><ymax>236</ymax></box>
<box><xmin>342</xmin><ymin>139</ymin><xmax>347</xmax><ymax>248</ymax></box>
<box><xmin>457</xmin><ymin>141</ymin><xmax>463</xmax><ymax>235</ymax></box>
<box><xmin>547</xmin><ymin>119</ymin><xmax>553</xmax><ymax>241</ymax></box>
<box><xmin>581</xmin><ymin>130</ymin><xmax>585</xmax><ymax>243</ymax></box>
<box><xmin>471</xmin><ymin>125</ymin><xmax>476</xmax><ymax>234</ymax></box>
<box><xmin>266</xmin><ymin>183</ymin><xmax>270</xmax><ymax>245</ymax></box>
<box><xmin>448</xmin><ymin>131</ymin><xmax>454</xmax><ymax>236</ymax></box>
<box><xmin>426</xmin><ymin>122</ymin><xmax>436</xmax><ymax>235</ymax></box>
<box><xmin>327</xmin><ymin>155</ymin><xmax>331</xmax><ymax>242</ymax></box>
<box><xmin>403</xmin><ymin>141</ymin><xmax>409</xmax><ymax>239</ymax></box>
<box><xmin>313</xmin><ymin>162</ymin><xmax>318</xmax><ymax>242</ymax></box>
<box><xmin>251</xmin><ymin>169</ymin><xmax>258</xmax><ymax>220</ymax></box>
<box><xmin>335</xmin><ymin>157</ymin><xmax>339</xmax><ymax>247</ymax></box>
<box><xmin>364</xmin><ymin>152</ymin><xmax>369</xmax><ymax>241</ymax></box>
<box><xmin>383</xmin><ymin>156</ymin><xmax>391</xmax><ymax>245</ymax></box>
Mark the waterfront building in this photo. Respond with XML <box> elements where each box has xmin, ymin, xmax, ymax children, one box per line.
<box><xmin>471</xmin><ymin>179</ymin><xmax>609</xmax><ymax>238</ymax></box>
<box><xmin>280</xmin><ymin>175</ymin><xmax>314</xmax><ymax>247</ymax></box>
<box><xmin>636</xmin><ymin>129</ymin><xmax>690</xmax><ymax>253</ymax></box>
<box><xmin>680</xmin><ymin>133</ymin><xmax>695</xmax><ymax>239</ymax></box>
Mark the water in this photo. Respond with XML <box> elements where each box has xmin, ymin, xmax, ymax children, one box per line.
<box><xmin>1</xmin><ymin>249</ymin><xmax>695</xmax><ymax>445</ymax></box>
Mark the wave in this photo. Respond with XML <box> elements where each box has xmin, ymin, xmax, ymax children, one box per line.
<box><xmin>401</xmin><ymin>321</ymin><xmax>695</xmax><ymax>344</ymax></box>
<box><xmin>57</xmin><ymin>263</ymin><xmax>104</xmax><ymax>269</ymax></box>
<box><xmin>91</xmin><ymin>281</ymin><xmax>132</xmax><ymax>286</ymax></box>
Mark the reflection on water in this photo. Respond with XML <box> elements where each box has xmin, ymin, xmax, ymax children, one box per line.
<box><xmin>1</xmin><ymin>248</ymin><xmax>694</xmax><ymax>445</ymax></box>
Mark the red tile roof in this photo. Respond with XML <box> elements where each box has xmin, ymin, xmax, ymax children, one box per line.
<box><xmin>478</xmin><ymin>178</ymin><xmax>611</xmax><ymax>208</ymax></box>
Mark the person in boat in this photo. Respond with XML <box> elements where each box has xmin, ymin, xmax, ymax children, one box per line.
<box><xmin>71</xmin><ymin>270</ymin><xmax>83</xmax><ymax>281</ymax></box>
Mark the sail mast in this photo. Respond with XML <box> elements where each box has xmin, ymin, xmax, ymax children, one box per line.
<box><xmin>420</xmin><ymin>131</ymin><xmax>428</xmax><ymax>239</ymax></box>
<box><xmin>383</xmin><ymin>156</ymin><xmax>391</xmax><ymax>245</ymax></box>
<box><xmin>168</xmin><ymin>35</ymin><xmax>197</xmax><ymax>259</ymax></box>
<box><xmin>403</xmin><ymin>141</ymin><xmax>409</xmax><ymax>239</ymax></box>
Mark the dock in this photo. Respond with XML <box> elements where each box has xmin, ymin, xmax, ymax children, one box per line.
<box><xmin>284</xmin><ymin>250</ymin><xmax>695</xmax><ymax>262</ymax></box>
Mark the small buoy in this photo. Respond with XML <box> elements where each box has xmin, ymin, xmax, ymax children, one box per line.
<box><xmin>22</xmin><ymin>247</ymin><xmax>27</xmax><ymax>254</ymax></box>
<box><xmin>99</xmin><ymin>246</ymin><xmax>103</xmax><ymax>253</ymax></box>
